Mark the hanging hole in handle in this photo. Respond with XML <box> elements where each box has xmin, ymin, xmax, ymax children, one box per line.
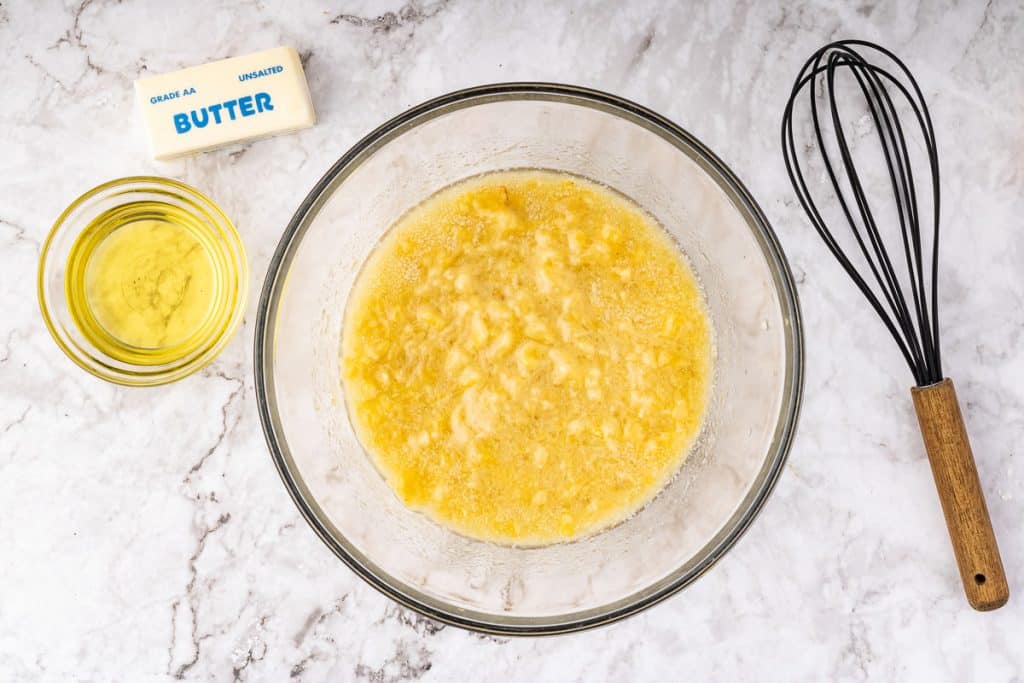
<box><xmin>974</xmin><ymin>573</ymin><xmax>986</xmax><ymax>585</ymax></box>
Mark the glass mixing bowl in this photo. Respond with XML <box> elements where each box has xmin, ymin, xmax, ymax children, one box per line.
<box><xmin>255</xmin><ymin>84</ymin><xmax>803</xmax><ymax>634</ymax></box>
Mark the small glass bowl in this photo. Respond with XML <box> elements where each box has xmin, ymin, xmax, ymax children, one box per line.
<box><xmin>38</xmin><ymin>177</ymin><xmax>248</xmax><ymax>386</ymax></box>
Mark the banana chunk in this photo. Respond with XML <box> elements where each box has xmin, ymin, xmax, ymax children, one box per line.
<box><xmin>341</xmin><ymin>171</ymin><xmax>711</xmax><ymax>545</ymax></box>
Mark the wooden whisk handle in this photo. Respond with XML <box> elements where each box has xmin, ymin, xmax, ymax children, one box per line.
<box><xmin>911</xmin><ymin>378</ymin><xmax>1009</xmax><ymax>610</ymax></box>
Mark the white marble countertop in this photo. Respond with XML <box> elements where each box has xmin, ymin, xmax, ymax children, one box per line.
<box><xmin>2</xmin><ymin>1</ymin><xmax>1022</xmax><ymax>680</ymax></box>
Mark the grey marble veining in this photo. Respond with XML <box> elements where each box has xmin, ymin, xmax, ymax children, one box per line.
<box><xmin>1</xmin><ymin>0</ymin><xmax>1022</xmax><ymax>680</ymax></box>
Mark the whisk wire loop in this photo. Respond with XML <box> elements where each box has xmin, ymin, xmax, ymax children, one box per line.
<box><xmin>781</xmin><ymin>40</ymin><xmax>943</xmax><ymax>386</ymax></box>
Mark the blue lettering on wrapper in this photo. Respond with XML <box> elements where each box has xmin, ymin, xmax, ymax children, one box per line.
<box><xmin>151</xmin><ymin>91</ymin><xmax>180</xmax><ymax>104</ymax></box>
<box><xmin>172</xmin><ymin>92</ymin><xmax>275</xmax><ymax>134</ymax></box>
<box><xmin>255</xmin><ymin>92</ymin><xmax>273</xmax><ymax>112</ymax></box>
<box><xmin>190</xmin><ymin>108</ymin><xmax>209</xmax><ymax>128</ymax></box>
<box><xmin>238</xmin><ymin>65</ymin><xmax>284</xmax><ymax>81</ymax></box>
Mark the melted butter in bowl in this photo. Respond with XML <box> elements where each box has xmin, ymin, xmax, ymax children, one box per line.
<box><xmin>341</xmin><ymin>170</ymin><xmax>712</xmax><ymax>545</ymax></box>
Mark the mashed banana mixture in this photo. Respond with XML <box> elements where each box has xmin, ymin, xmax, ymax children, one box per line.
<box><xmin>342</xmin><ymin>170</ymin><xmax>712</xmax><ymax>545</ymax></box>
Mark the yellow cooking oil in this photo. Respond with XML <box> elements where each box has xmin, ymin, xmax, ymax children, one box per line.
<box><xmin>64</xmin><ymin>201</ymin><xmax>231</xmax><ymax>365</ymax></box>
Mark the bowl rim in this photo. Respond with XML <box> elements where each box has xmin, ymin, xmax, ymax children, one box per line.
<box><xmin>37</xmin><ymin>175</ymin><xmax>248</xmax><ymax>387</ymax></box>
<box><xmin>254</xmin><ymin>82</ymin><xmax>804</xmax><ymax>635</ymax></box>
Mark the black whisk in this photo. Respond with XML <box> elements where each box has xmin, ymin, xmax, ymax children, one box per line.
<box><xmin>781</xmin><ymin>40</ymin><xmax>1008</xmax><ymax>610</ymax></box>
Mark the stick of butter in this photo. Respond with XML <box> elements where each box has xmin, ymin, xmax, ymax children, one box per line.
<box><xmin>134</xmin><ymin>47</ymin><xmax>315</xmax><ymax>160</ymax></box>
